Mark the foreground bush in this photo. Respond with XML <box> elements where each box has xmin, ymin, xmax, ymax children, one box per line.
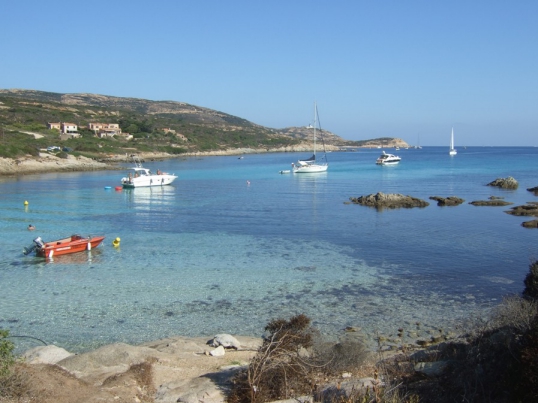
<box><xmin>524</xmin><ymin>259</ymin><xmax>538</xmax><ymax>300</ymax></box>
<box><xmin>228</xmin><ymin>314</ymin><xmax>315</xmax><ymax>403</ymax></box>
<box><xmin>0</xmin><ymin>329</ymin><xmax>15</xmax><ymax>378</ymax></box>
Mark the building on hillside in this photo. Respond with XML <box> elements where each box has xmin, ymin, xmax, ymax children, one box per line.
<box><xmin>61</xmin><ymin>123</ymin><xmax>78</xmax><ymax>134</ymax></box>
<box><xmin>88</xmin><ymin>123</ymin><xmax>122</xmax><ymax>138</ymax></box>
<box><xmin>48</xmin><ymin>122</ymin><xmax>80</xmax><ymax>139</ymax></box>
<box><xmin>47</xmin><ymin>122</ymin><xmax>61</xmax><ymax>131</ymax></box>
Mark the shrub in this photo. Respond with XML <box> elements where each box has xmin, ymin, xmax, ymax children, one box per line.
<box><xmin>491</xmin><ymin>295</ymin><xmax>538</xmax><ymax>333</ymax></box>
<box><xmin>228</xmin><ymin>314</ymin><xmax>316</xmax><ymax>403</ymax></box>
<box><xmin>524</xmin><ymin>259</ymin><xmax>538</xmax><ymax>300</ymax></box>
<box><xmin>310</xmin><ymin>338</ymin><xmax>369</xmax><ymax>375</ymax></box>
<box><xmin>0</xmin><ymin>329</ymin><xmax>15</xmax><ymax>378</ymax></box>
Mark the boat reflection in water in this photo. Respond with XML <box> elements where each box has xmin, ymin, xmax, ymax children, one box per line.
<box><xmin>123</xmin><ymin>186</ymin><xmax>176</xmax><ymax>208</ymax></box>
<box><xmin>42</xmin><ymin>248</ymin><xmax>104</xmax><ymax>265</ymax></box>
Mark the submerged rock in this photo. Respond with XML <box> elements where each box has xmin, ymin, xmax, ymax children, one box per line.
<box><xmin>487</xmin><ymin>176</ymin><xmax>519</xmax><ymax>189</ymax></box>
<box><xmin>349</xmin><ymin>192</ymin><xmax>429</xmax><ymax>209</ymax></box>
<box><xmin>429</xmin><ymin>196</ymin><xmax>465</xmax><ymax>206</ymax></box>
<box><xmin>469</xmin><ymin>200</ymin><xmax>513</xmax><ymax>206</ymax></box>
<box><xmin>505</xmin><ymin>202</ymin><xmax>538</xmax><ymax>217</ymax></box>
<box><xmin>527</xmin><ymin>186</ymin><xmax>538</xmax><ymax>195</ymax></box>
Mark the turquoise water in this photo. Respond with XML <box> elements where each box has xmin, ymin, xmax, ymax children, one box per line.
<box><xmin>1</xmin><ymin>147</ymin><xmax>537</xmax><ymax>352</ymax></box>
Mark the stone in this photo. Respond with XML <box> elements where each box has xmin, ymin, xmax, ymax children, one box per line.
<box><xmin>22</xmin><ymin>345</ymin><xmax>74</xmax><ymax>364</ymax></box>
<box><xmin>487</xmin><ymin>176</ymin><xmax>519</xmax><ymax>189</ymax></box>
<box><xmin>527</xmin><ymin>186</ymin><xmax>538</xmax><ymax>195</ymax></box>
<box><xmin>209</xmin><ymin>346</ymin><xmax>225</xmax><ymax>357</ymax></box>
<box><xmin>349</xmin><ymin>192</ymin><xmax>429</xmax><ymax>209</ymax></box>
<box><xmin>208</xmin><ymin>334</ymin><xmax>241</xmax><ymax>350</ymax></box>
<box><xmin>429</xmin><ymin>196</ymin><xmax>465</xmax><ymax>206</ymax></box>
<box><xmin>505</xmin><ymin>203</ymin><xmax>538</xmax><ymax>216</ymax></box>
<box><xmin>414</xmin><ymin>361</ymin><xmax>450</xmax><ymax>377</ymax></box>
<box><xmin>469</xmin><ymin>200</ymin><xmax>513</xmax><ymax>206</ymax></box>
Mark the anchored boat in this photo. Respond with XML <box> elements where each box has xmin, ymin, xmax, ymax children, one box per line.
<box><xmin>24</xmin><ymin>234</ymin><xmax>105</xmax><ymax>258</ymax></box>
<box><xmin>121</xmin><ymin>155</ymin><xmax>177</xmax><ymax>188</ymax></box>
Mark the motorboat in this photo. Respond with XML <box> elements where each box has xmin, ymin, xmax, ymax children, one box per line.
<box><xmin>376</xmin><ymin>151</ymin><xmax>401</xmax><ymax>165</ymax></box>
<box><xmin>23</xmin><ymin>234</ymin><xmax>105</xmax><ymax>258</ymax></box>
<box><xmin>292</xmin><ymin>102</ymin><xmax>329</xmax><ymax>173</ymax></box>
<box><xmin>121</xmin><ymin>155</ymin><xmax>177</xmax><ymax>188</ymax></box>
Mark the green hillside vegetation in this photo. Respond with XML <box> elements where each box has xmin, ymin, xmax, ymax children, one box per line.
<box><xmin>0</xmin><ymin>89</ymin><xmax>400</xmax><ymax>160</ymax></box>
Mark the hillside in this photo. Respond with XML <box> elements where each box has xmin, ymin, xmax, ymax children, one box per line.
<box><xmin>0</xmin><ymin>89</ymin><xmax>408</xmax><ymax>159</ymax></box>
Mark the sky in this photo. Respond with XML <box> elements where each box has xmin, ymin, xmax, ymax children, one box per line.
<box><xmin>2</xmin><ymin>1</ymin><xmax>537</xmax><ymax>146</ymax></box>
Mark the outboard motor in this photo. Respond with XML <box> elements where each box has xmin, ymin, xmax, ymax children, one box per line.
<box><xmin>23</xmin><ymin>237</ymin><xmax>45</xmax><ymax>256</ymax></box>
<box><xmin>34</xmin><ymin>237</ymin><xmax>44</xmax><ymax>248</ymax></box>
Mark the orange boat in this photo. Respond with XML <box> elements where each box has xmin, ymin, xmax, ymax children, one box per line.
<box><xmin>24</xmin><ymin>235</ymin><xmax>105</xmax><ymax>258</ymax></box>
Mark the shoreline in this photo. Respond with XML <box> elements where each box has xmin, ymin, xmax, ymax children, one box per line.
<box><xmin>0</xmin><ymin>144</ymin><xmax>357</xmax><ymax>177</ymax></box>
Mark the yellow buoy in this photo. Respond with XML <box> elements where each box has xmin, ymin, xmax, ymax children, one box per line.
<box><xmin>112</xmin><ymin>237</ymin><xmax>121</xmax><ymax>247</ymax></box>
<box><xmin>24</xmin><ymin>200</ymin><xmax>29</xmax><ymax>205</ymax></box>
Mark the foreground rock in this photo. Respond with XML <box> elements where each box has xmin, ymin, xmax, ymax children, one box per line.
<box><xmin>429</xmin><ymin>196</ymin><xmax>465</xmax><ymax>206</ymax></box>
<box><xmin>17</xmin><ymin>335</ymin><xmax>261</xmax><ymax>403</ymax></box>
<box><xmin>487</xmin><ymin>176</ymin><xmax>519</xmax><ymax>189</ymax></box>
<box><xmin>349</xmin><ymin>192</ymin><xmax>429</xmax><ymax>209</ymax></box>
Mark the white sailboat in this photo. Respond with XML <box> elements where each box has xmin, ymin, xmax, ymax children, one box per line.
<box><xmin>292</xmin><ymin>102</ymin><xmax>328</xmax><ymax>173</ymax></box>
<box><xmin>449</xmin><ymin>127</ymin><xmax>457</xmax><ymax>156</ymax></box>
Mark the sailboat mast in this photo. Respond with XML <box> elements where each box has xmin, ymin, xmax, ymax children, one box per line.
<box><xmin>313</xmin><ymin>102</ymin><xmax>317</xmax><ymax>157</ymax></box>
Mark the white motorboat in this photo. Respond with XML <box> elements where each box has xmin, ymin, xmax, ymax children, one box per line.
<box><xmin>449</xmin><ymin>127</ymin><xmax>457</xmax><ymax>156</ymax></box>
<box><xmin>292</xmin><ymin>102</ymin><xmax>328</xmax><ymax>173</ymax></box>
<box><xmin>121</xmin><ymin>155</ymin><xmax>177</xmax><ymax>188</ymax></box>
<box><xmin>376</xmin><ymin>151</ymin><xmax>401</xmax><ymax>165</ymax></box>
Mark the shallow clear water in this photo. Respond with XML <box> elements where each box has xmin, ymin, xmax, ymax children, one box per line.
<box><xmin>1</xmin><ymin>147</ymin><xmax>537</xmax><ymax>353</ymax></box>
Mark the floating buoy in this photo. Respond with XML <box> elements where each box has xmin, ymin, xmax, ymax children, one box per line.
<box><xmin>24</xmin><ymin>200</ymin><xmax>29</xmax><ymax>205</ymax></box>
<box><xmin>112</xmin><ymin>237</ymin><xmax>121</xmax><ymax>247</ymax></box>
<box><xmin>104</xmin><ymin>186</ymin><xmax>112</xmax><ymax>190</ymax></box>
<box><xmin>115</xmin><ymin>186</ymin><xmax>122</xmax><ymax>191</ymax></box>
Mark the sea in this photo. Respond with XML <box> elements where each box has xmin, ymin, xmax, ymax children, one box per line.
<box><xmin>1</xmin><ymin>146</ymin><xmax>537</xmax><ymax>354</ymax></box>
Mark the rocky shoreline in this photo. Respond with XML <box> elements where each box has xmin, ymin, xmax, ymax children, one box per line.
<box><xmin>0</xmin><ymin>143</ymin><xmax>376</xmax><ymax>177</ymax></box>
<box><xmin>16</xmin><ymin>334</ymin><xmax>262</xmax><ymax>403</ymax></box>
<box><xmin>0</xmin><ymin>154</ymin><xmax>114</xmax><ymax>176</ymax></box>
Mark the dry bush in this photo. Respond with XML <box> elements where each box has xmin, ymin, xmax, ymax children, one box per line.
<box><xmin>0</xmin><ymin>363</ymin><xmax>34</xmax><ymax>400</ymax></box>
<box><xmin>514</xmin><ymin>316</ymin><xmax>538</xmax><ymax>401</ymax></box>
<box><xmin>102</xmin><ymin>359</ymin><xmax>156</xmax><ymax>402</ymax></box>
<box><xmin>524</xmin><ymin>259</ymin><xmax>538</xmax><ymax>300</ymax></box>
<box><xmin>490</xmin><ymin>295</ymin><xmax>538</xmax><ymax>332</ymax></box>
<box><xmin>228</xmin><ymin>314</ymin><xmax>316</xmax><ymax>403</ymax></box>
<box><xmin>310</xmin><ymin>338</ymin><xmax>370</xmax><ymax>375</ymax></box>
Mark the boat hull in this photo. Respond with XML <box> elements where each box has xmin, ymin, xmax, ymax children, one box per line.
<box><xmin>293</xmin><ymin>164</ymin><xmax>328</xmax><ymax>173</ymax></box>
<box><xmin>376</xmin><ymin>151</ymin><xmax>401</xmax><ymax>165</ymax></box>
<box><xmin>121</xmin><ymin>174</ymin><xmax>177</xmax><ymax>188</ymax></box>
<box><xmin>376</xmin><ymin>160</ymin><xmax>400</xmax><ymax>165</ymax></box>
<box><xmin>35</xmin><ymin>235</ymin><xmax>105</xmax><ymax>258</ymax></box>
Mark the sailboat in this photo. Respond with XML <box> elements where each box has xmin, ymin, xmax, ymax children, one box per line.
<box><xmin>292</xmin><ymin>102</ymin><xmax>328</xmax><ymax>173</ymax></box>
<box><xmin>415</xmin><ymin>134</ymin><xmax>422</xmax><ymax>149</ymax></box>
<box><xmin>449</xmin><ymin>127</ymin><xmax>457</xmax><ymax>156</ymax></box>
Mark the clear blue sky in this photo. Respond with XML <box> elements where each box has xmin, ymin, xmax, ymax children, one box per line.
<box><xmin>2</xmin><ymin>0</ymin><xmax>537</xmax><ymax>146</ymax></box>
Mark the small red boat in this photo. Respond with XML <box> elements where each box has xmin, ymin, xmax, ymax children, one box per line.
<box><xmin>24</xmin><ymin>235</ymin><xmax>105</xmax><ymax>258</ymax></box>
